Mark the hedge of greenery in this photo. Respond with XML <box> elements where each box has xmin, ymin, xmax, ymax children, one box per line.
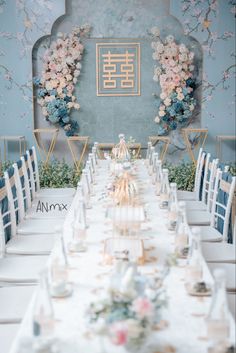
<box><xmin>1</xmin><ymin>159</ymin><xmax>235</xmax><ymax>191</ymax></box>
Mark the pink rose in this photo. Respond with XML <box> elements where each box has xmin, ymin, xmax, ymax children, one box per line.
<box><xmin>67</xmin><ymin>84</ymin><xmax>74</xmax><ymax>92</ymax></box>
<box><xmin>110</xmin><ymin>322</ymin><xmax>128</xmax><ymax>346</ymax></box>
<box><xmin>173</xmin><ymin>75</ymin><xmax>180</xmax><ymax>85</ymax></box>
<box><xmin>132</xmin><ymin>297</ymin><xmax>153</xmax><ymax>318</ymax></box>
<box><xmin>49</xmin><ymin>62</ymin><xmax>57</xmax><ymax>71</ymax></box>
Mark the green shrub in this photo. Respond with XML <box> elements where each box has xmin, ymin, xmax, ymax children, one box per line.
<box><xmin>39</xmin><ymin>160</ymin><xmax>81</xmax><ymax>188</ymax></box>
<box><xmin>0</xmin><ymin>161</ymin><xmax>13</xmax><ymax>177</ymax></box>
<box><xmin>164</xmin><ymin>162</ymin><xmax>196</xmax><ymax>191</ymax></box>
<box><xmin>1</xmin><ymin>159</ymin><xmax>235</xmax><ymax>190</ymax></box>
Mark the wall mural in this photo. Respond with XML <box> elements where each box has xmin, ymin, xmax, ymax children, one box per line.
<box><xmin>0</xmin><ymin>0</ymin><xmax>235</xmax><ymax>161</ymax></box>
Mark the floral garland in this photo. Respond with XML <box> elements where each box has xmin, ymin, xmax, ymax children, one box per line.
<box><xmin>151</xmin><ymin>28</ymin><xmax>197</xmax><ymax>135</ymax></box>
<box><xmin>34</xmin><ymin>25</ymin><xmax>90</xmax><ymax>136</ymax></box>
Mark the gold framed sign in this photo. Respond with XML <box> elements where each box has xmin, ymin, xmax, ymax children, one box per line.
<box><xmin>96</xmin><ymin>42</ymin><xmax>141</xmax><ymax>96</ymax></box>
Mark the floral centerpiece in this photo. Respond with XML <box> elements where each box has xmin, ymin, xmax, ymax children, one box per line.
<box><xmin>87</xmin><ymin>262</ymin><xmax>166</xmax><ymax>351</ymax></box>
<box><xmin>33</xmin><ymin>25</ymin><xmax>91</xmax><ymax>136</ymax></box>
<box><xmin>151</xmin><ymin>28</ymin><xmax>197</xmax><ymax>135</ymax></box>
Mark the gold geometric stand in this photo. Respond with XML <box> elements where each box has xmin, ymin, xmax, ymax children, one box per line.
<box><xmin>33</xmin><ymin>128</ymin><xmax>59</xmax><ymax>166</ymax></box>
<box><xmin>216</xmin><ymin>135</ymin><xmax>236</xmax><ymax>160</ymax></box>
<box><xmin>128</xmin><ymin>143</ymin><xmax>142</xmax><ymax>159</ymax></box>
<box><xmin>67</xmin><ymin>136</ymin><xmax>89</xmax><ymax>172</ymax></box>
<box><xmin>149</xmin><ymin>136</ymin><xmax>170</xmax><ymax>162</ymax></box>
<box><xmin>182</xmin><ymin>128</ymin><xmax>208</xmax><ymax>165</ymax></box>
<box><xmin>97</xmin><ymin>143</ymin><xmax>115</xmax><ymax>159</ymax></box>
<box><xmin>0</xmin><ymin>135</ymin><xmax>26</xmax><ymax>162</ymax></box>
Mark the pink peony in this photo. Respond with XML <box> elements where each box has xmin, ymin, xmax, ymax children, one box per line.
<box><xmin>49</xmin><ymin>62</ymin><xmax>57</xmax><ymax>71</ymax></box>
<box><xmin>132</xmin><ymin>297</ymin><xmax>153</xmax><ymax>318</ymax></box>
<box><xmin>110</xmin><ymin>322</ymin><xmax>128</xmax><ymax>346</ymax></box>
<box><xmin>173</xmin><ymin>74</ymin><xmax>180</xmax><ymax>85</ymax></box>
<box><xmin>67</xmin><ymin>84</ymin><xmax>74</xmax><ymax>92</ymax></box>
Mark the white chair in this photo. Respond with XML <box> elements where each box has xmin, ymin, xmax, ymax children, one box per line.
<box><xmin>0</xmin><ymin>255</ymin><xmax>47</xmax><ymax>285</ymax></box>
<box><xmin>0</xmin><ymin>324</ymin><xmax>20</xmax><ymax>353</ymax></box>
<box><xmin>177</xmin><ymin>148</ymin><xmax>205</xmax><ymax>201</ymax></box>
<box><xmin>227</xmin><ymin>292</ymin><xmax>236</xmax><ymax>318</ymax></box>
<box><xmin>29</xmin><ymin>147</ymin><xmax>75</xmax><ymax>198</ymax></box>
<box><xmin>17</xmin><ymin>156</ymin><xmax>72</xmax><ymax>220</ymax></box>
<box><xmin>202</xmin><ymin>242</ymin><xmax>235</xmax><ymax>264</ymax></box>
<box><xmin>187</xmin><ymin>169</ymin><xmax>236</xmax><ymax>230</ymax></box>
<box><xmin>208</xmin><ymin>263</ymin><xmax>235</xmax><ymax>292</ymax></box>
<box><xmin>0</xmin><ymin>285</ymin><xmax>35</xmax><ymax>323</ymax></box>
<box><xmin>0</xmin><ymin>180</ymin><xmax>59</xmax><ymax>257</ymax></box>
<box><xmin>0</xmin><ymin>181</ymin><xmax>50</xmax><ymax>283</ymax></box>
<box><xmin>4</xmin><ymin>169</ymin><xmax>65</xmax><ymax>236</ymax></box>
<box><xmin>185</xmin><ymin>156</ymin><xmax>218</xmax><ymax>211</ymax></box>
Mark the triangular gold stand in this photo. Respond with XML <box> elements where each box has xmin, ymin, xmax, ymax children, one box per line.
<box><xmin>182</xmin><ymin>128</ymin><xmax>208</xmax><ymax>165</ymax></box>
<box><xmin>149</xmin><ymin>136</ymin><xmax>170</xmax><ymax>162</ymax></box>
<box><xmin>67</xmin><ymin>136</ymin><xmax>89</xmax><ymax>172</ymax></box>
<box><xmin>97</xmin><ymin>143</ymin><xmax>115</xmax><ymax>159</ymax></box>
<box><xmin>128</xmin><ymin>143</ymin><xmax>141</xmax><ymax>159</ymax></box>
<box><xmin>33</xmin><ymin>128</ymin><xmax>59</xmax><ymax>166</ymax></box>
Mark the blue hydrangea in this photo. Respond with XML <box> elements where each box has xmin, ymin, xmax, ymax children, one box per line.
<box><xmin>33</xmin><ymin>77</ymin><xmax>41</xmax><ymax>86</ymax></box>
<box><xmin>38</xmin><ymin>88</ymin><xmax>47</xmax><ymax>97</ymax></box>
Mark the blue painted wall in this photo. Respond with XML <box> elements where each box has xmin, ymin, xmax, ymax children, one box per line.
<box><xmin>0</xmin><ymin>0</ymin><xmax>235</xmax><ymax>162</ymax></box>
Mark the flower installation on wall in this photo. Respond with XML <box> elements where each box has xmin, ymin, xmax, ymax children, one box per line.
<box><xmin>34</xmin><ymin>25</ymin><xmax>90</xmax><ymax>136</ymax></box>
<box><xmin>151</xmin><ymin>28</ymin><xmax>197</xmax><ymax>136</ymax></box>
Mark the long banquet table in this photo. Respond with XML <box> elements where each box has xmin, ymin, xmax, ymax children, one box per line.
<box><xmin>9</xmin><ymin>160</ymin><xmax>235</xmax><ymax>353</ymax></box>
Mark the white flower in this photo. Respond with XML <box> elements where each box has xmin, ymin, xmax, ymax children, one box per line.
<box><xmin>153</xmin><ymin>75</ymin><xmax>159</xmax><ymax>82</ymax></box>
<box><xmin>66</xmin><ymin>74</ymin><xmax>73</xmax><ymax>81</ymax></box>
<box><xmin>166</xmin><ymin>35</ymin><xmax>174</xmax><ymax>43</ymax></box>
<box><xmin>152</xmin><ymin>52</ymin><xmax>159</xmax><ymax>60</ymax></box>
<box><xmin>74</xmin><ymin>103</ymin><xmax>80</xmax><ymax>110</ymax></box>
<box><xmin>73</xmin><ymin>78</ymin><xmax>77</xmax><ymax>84</ymax></box>
<box><xmin>150</xmin><ymin>26</ymin><xmax>160</xmax><ymax>37</ymax></box>
<box><xmin>66</xmin><ymin>57</ymin><xmax>73</xmax><ymax>65</ymax></box>
<box><xmin>177</xmin><ymin>93</ymin><xmax>184</xmax><ymax>101</ymax></box>
<box><xmin>179</xmin><ymin>53</ymin><xmax>188</xmax><ymax>62</ymax></box>
<box><xmin>57</xmin><ymin>87</ymin><xmax>63</xmax><ymax>95</ymax></box>
<box><xmin>45</xmin><ymin>81</ymin><xmax>53</xmax><ymax>90</ymax></box>
<box><xmin>179</xmin><ymin>44</ymin><xmax>187</xmax><ymax>53</ymax></box>
<box><xmin>156</xmin><ymin>42</ymin><xmax>164</xmax><ymax>53</ymax></box>
<box><xmin>154</xmin><ymin>116</ymin><xmax>160</xmax><ymax>123</ymax></box>
<box><xmin>160</xmin><ymin>92</ymin><xmax>167</xmax><ymax>100</ymax></box>
<box><xmin>154</xmin><ymin>67</ymin><xmax>162</xmax><ymax>76</ymax></box>
<box><xmin>42</xmin><ymin>107</ymin><xmax>48</xmax><ymax>116</ymax></box>
<box><xmin>74</xmin><ymin>70</ymin><xmax>80</xmax><ymax>77</ymax></box>
<box><xmin>159</xmin><ymin>110</ymin><xmax>165</xmax><ymax>117</ymax></box>
<box><xmin>37</xmin><ymin>98</ymin><xmax>44</xmax><ymax>106</ymax></box>
<box><xmin>189</xmin><ymin>51</ymin><xmax>194</xmax><ymax>60</ymax></box>
<box><xmin>164</xmin><ymin>97</ymin><xmax>171</xmax><ymax>106</ymax></box>
<box><xmin>67</xmin><ymin>102</ymin><xmax>74</xmax><ymax>108</ymax></box>
<box><xmin>189</xmin><ymin>104</ymin><xmax>195</xmax><ymax>111</ymax></box>
<box><xmin>76</xmin><ymin>62</ymin><xmax>82</xmax><ymax>70</ymax></box>
<box><xmin>189</xmin><ymin>65</ymin><xmax>194</xmax><ymax>72</ymax></box>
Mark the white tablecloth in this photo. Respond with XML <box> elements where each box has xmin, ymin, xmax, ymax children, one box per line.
<box><xmin>9</xmin><ymin>160</ymin><xmax>235</xmax><ymax>353</ymax></box>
